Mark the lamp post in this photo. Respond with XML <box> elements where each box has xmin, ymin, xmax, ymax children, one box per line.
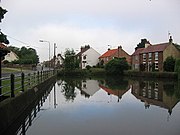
<box><xmin>39</xmin><ymin>40</ymin><xmax>50</xmax><ymax>70</ymax></box>
<box><xmin>54</xmin><ymin>43</ymin><xmax>57</xmax><ymax>69</ymax></box>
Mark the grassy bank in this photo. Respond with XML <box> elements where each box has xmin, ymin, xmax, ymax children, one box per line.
<box><xmin>57</xmin><ymin>68</ymin><xmax>178</xmax><ymax>79</ymax></box>
<box><xmin>124</xmin><ymin>70</ymin><xmax>178</xmax><ymax>79</ymax></box>
<box><xmin>2</xmin><ymin>67</ymin><xmax>30</xmax><ymax>73</ymax></box>
<box><xmin>57</xmin><ymin>68</ymin><xmax>106</xmax><ymax>77</ymax></box>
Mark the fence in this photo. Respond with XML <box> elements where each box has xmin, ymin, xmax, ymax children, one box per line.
<box><xmin>0</xmin><ymin>70</ymin><xmax>55</xmax><ymax>100</ymax></box>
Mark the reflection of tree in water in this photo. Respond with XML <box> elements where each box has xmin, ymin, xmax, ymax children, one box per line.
<box><xmin>164</xmin><ymin>81</ymin><xmax>180</xmax><ymax>99</ymax></box>
<box><xmin>104</xmin><ymin>76</ymin><xmax>129</xmax><ymax>90</ymax></box>
<box><xmin>61</xmin><ymin>79</ymin><xmax>77</xmax><ymax>102</ymax></box>
<box><xmin>163</xmin><ymin>83</ymin><xmax>175</xmax><ymax>97</ymax></box>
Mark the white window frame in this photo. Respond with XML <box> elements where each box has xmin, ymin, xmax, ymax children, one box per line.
<box><xmin>143</xmin><ymin>53</ymin><xmax>146</xmax><ymax>61</ymax></box>
<box><xmin>149</xmin><ymin>53</ymin><xmax>152</xmax><ymax>60</ymax></box>
<box><xmin>155</xmin><ymin>52</ymin><xmax>158</xmax><ymax>60</ymax></box>
<box><xmin>155</xmin><ymin>61</ymin><xmax>158</xmax><ymax>70</ymax></box>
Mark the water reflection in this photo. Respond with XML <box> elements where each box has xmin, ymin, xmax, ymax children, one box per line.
<box><xmin>99</xmin><ymin>77</ymin><xmax>130</xmax><ymax>102</ymax></box>
<box><xmin>60</xmin><ymin>78</ymin><xmax>78</xmax><ymax>102</ymax></box>
<box><xmin>3</xmin><ymin>77</ymin><xmax>180</xmax><ymax>135</ymax></box>
<box><xmin>2</xmin><ymin>83</ymin><xmax>54</xmax><ymax>135</ymax></box>
<box><xmin>131</xmin><ymin>79</ymin><xmax>180</xmax><ymax>115</ymax></box>
<box><xmin>78</xmin><ymin>79</ymin><xmax>100</xmax><ymax>98</ymax></box>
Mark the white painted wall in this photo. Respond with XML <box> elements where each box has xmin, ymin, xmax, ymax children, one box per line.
<box><xmin>82</xmin><ymin>80</ymin><xmax>100</xmax><ymax>96</ymax></box>
<box><xmin>81</xmin><ymin>47</ymin><xmax>101</xmax><ymax>69</ymax></box>
<box><xmin>4</xmin><ymin>51</ymin><xmax>19</xmax><ymax>62</ymax></box>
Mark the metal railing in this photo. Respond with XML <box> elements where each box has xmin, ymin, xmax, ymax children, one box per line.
<box><xmin>0</xmin><ymin>70</ymin><xmax>55</xmax><ymax>100</ymax></box>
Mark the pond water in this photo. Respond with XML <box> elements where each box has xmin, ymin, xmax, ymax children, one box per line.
<box><xmin>15</xmin><ymin>77</ymin><xmax>180</xmax><ymax>135</ymax></box>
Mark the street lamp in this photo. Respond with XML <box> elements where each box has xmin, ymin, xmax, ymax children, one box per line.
<box><xmin>39</xmin><ymin>40</ymin><xmax>50</xmax><ymax>70</ymax></box>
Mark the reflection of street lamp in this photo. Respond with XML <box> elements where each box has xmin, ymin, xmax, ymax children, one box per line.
<box><xmin>39</xmin><ymin>40</ymin><xmax>50</xmax><ymax>70</ymax></box>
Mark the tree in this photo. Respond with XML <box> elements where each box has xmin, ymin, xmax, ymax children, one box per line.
<box><xmin>64</xmin><ymin>48</ymin><xmax>77</xmax><ymax>71</ymax></box>
<box><xmin>105</xmin><ymin>57</ymin><xmax>129</xmax><ymax>75</ymax></box>
<box><xmin>163</xmin><ymin>56</ymin><xmax>176</xmax><ymax>72</ymax></box>
<box><xmin>8</xmin><ymin>46</ymin><xmax>39</xmax><ymax>64</ymax></box>
<box><xmin>135</xmin><ymin>39</ymin><xmax>149</xmax><ymax>50</ymax></box>
<box><xmin>0</xmin><ymin>7</ymin><xmax>7</xmax><ymax>22</ymax></box>
<box><xmin>174</xmin><ymin>59</ymin><xmax>180</xmax><ymax>72</ymax></box>
<box><xmin>0</xmin><ymin>6</ymin><xmax>9</xmax><ymax>44</ymax></box>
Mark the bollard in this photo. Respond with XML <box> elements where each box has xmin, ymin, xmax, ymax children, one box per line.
<box><xmin>21</xmin><ymin>72</ymin><xmax>24</xmax><ymax>92</ymax></box>
<box><xmin>34</xmin><ymin>72</ymin><xmax>36</xmax><ymax>85</ymax></box>
<box><xmin>41</xmin><ymin>71</ymin><xmax>43</xmax><ymax>82</ymax></box>
<box><xmin>37</xmin><ymin>71</ymin><xmax>40</xmax><ymax>84</ymax></box>
<box><xmin>28</xmin><ymin>73</ymin><xmax>31</xmax><ymax>88</ymax></box>
<box><xmin>10</xmin><ymin>74</ymin><xmax>15</xmax><ymax>97</ymax></box>
<box><xmin>178</xmin><ymin>67</ymin><xmax>180</xmax><ymax>80</ymax></box>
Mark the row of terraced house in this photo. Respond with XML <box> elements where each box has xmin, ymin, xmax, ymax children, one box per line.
<box><xmin>77</xmin><ymin>36</ymin><xmax>180</xmax><ymax>72</ymax></box>
<box><xmin>1</xmin><ymin>36</ymin><xmax>180</xmax><ymax>72</ymax></box>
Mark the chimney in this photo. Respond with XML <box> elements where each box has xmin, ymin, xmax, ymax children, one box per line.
<box><xmin>145</xmin><ymin>41</ymin><xmax>151</xmax><ymax>48</ymax></box>
<box><xmin>169</xmin><ymin>36</ymin><xmax>173</xmax><ymax>44</ymax></box>
<box><xmin>81</xmin><ymin>45</ymin><xmax>90</xmax><ymax>52</ymax></box>
<box><xmin>118</xmin><ymin>46</ymin><xmax>122</xmax><ymax>58</ymax></box>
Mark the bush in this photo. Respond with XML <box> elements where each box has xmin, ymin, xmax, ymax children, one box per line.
<box><xmin>105</xmin><ymin>57</ymin><xmax>129</xmax><ymax>75</ymax></box>
<box><xmin>86</xmin><ymin>65</ymin><xmax>91</xmax><ymax>70</ymax></box>
<box><xmin>3</xmin><ymin>60</ymin><xmax>9</xmax><ymax>65</ymax></box>
<box><xmin>163</xmin><ymin>56</ymin><xmax>176</xmax><ymax>72</ymax></box>
<box><xmin>175</xmin><ymin>58</ymin><xmax>180</xmax><ymax>72</ymax></box>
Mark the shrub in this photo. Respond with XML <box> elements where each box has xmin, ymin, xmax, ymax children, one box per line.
<box><xmin>175</xmin><ymin>58</ymin><xmax>180</xmax><ymax>72</ymax></box>
<box><xmin>105</xmin><ymin>57</ymin><xmax>129</xmax><ymax>75</ymax></box>
<box><xmin>86</xmin><ymin>65</ymin><xmax>91</xmax><ymax>70</ymax></box>
<box><xmin>163</xmin><ymin>56</ymin><xmax>176</xmax><ymax>72</ymax></box>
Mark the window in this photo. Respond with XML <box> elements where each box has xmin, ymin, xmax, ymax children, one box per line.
<box><xmin>155</xmin><ymin>52</ymin><xmax>158</xmax><ymax>60</ymax></box>
<box><xmin>135</xmin><ymin>64</ymin><xmax>139</xmax><ymax>69</ymax></box>
<box><xmin>106</xmin><ymin>57</ymin><xmax>109</xmax><ymax>61</ymax></box>
<box><xmin>143</xmin><ymin>53</ymin><xmax>146</xmax><ymax>61</ymax></box>
<box><xmin>135</xmin><ymin>55</ymin><xmax>138</xmax><ymax>61</ymax></box>
<box><xmin>83</xmin><ymin>55</ymin><xmax>86</xmax><ymax>60</ymax></box>
<box><xmin>155</xmin><ymin>61</ymin><xmax>158</xmax><ymax>70</ymax></box>
<box><xmin>149</xmin><ymin>53</ymin><xmax>152</xmax><ymax>60</ymax></box>
<box><xmin>82</xmin><ymin>61</ymin><xmax>86</xmax><ymax>67</ymax></box>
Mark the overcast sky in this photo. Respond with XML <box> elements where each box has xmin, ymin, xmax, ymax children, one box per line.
<box><xmin>1</xmin><ymin>0</ymin><xmax>180</xmax><ymax>62</ymax></box>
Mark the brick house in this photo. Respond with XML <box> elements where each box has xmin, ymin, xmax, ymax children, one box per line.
<box><xmin>132</xmin><ymin>48</ymin><xmax>145</xmax><ymax>71</ymax></box>
<box><xmin>132</xmin><ymin>36</ymin><xmax>180</xmax><ymax>72</ymax></box>
<box><xmin>99</xmin><ymin>46</ymin><xmax>131</xmax><ymax>65</ymax></box>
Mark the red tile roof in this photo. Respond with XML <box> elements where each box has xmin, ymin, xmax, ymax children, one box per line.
<box><xmin>99</xmin><ymin>84</ymin><xmax>127</xmax><ymax>97</ymax></box>
<box><xmin>99</xmin><ymin>49</ymin><xmax>117</xmax><ymax>58</ymax></box>
<box><xmin>0</xmin><ymin>43</ymin><xmax>8</xmax><ymax>49</ymax></box>
<box><xmin>132</xmin><ymin>48</ymin><xmax>144</xmax><ymax>56</ymax></box>
<box><xmin>140</xmin><ymin>43</ymin><xmax>169</xmax><ymax>54</ymax></box>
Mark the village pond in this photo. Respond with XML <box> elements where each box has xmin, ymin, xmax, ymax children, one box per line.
<box><xmin>5</xmin><ymin>77</ymin><xmax>180</xmax><ymax>135</ymax></box>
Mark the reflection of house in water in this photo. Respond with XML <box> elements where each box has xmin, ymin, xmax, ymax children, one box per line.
<box><xmin>99</xmin><ymin>84</ymin><xmax>130</xmax><ymax>102</ymax></box>
<box><xmin>77</xmin><ymin>80</ymin><xmax>100</xmax><ymax>98</ymax></box>
<box><xmin>131</xmin><ymin>80</ymin><xmax>180</xmax><ymax>115</ymax></box>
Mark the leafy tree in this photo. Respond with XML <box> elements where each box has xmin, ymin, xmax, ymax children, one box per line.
<box><xmin>0</xmin><ymin>6</ymin><xmax>9</xmax><ymax>44</ymax></box>
<box><xmin>174</xmin><ymin>58</ymin><xmax>180</xmax><ymax>72</ymax></box>
<box><xmin>163</xmin><ymin>56</ymin><xmax>176</xmax><ymax>72</ymax></box>
<box><xmin>8</xmin><ymin>46</ymin><xmax>39</xmax><ymax>64</ymax></box>
<box><xmin>64</xmin><ymin>48</ymin><xmax>77</xmax><ymax>71</ymax></box>
<box><xmin>135</xmin><ymin>39</ymin><xmax>149</xmax><ymax>50</ymax></box>
<box><xmin>105</xmin><ymin>57</ymin><xmax>129</xmax><ymax>75</ymax></box>
<box><xmin>0</xmin><ymin>7</ymin><xmax>7</xmax><ymax>22</ymax></box>
<box><xmin>0</xmin><ymin>31</ymin><xmax>9</xmax><ymax>44</ymax></box>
